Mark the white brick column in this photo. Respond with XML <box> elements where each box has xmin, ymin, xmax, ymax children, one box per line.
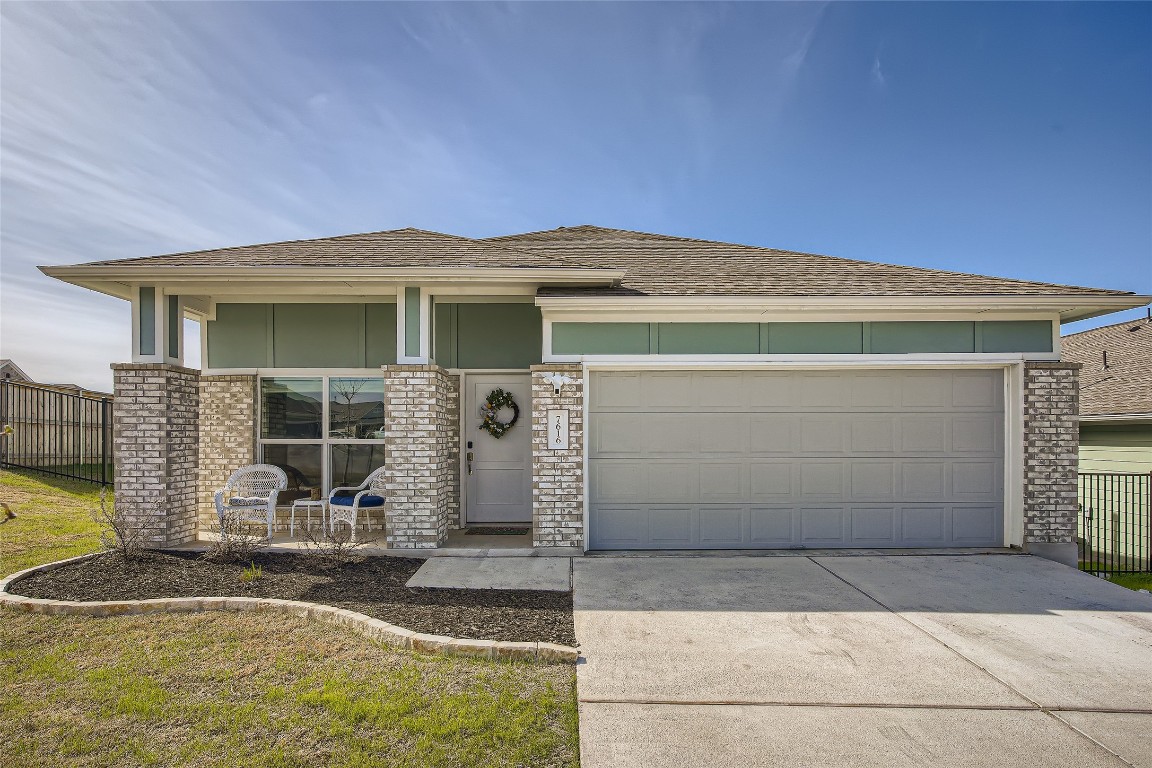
<box><xmin>197</xmin><ymin>375</ymin><xmax>257</xmax><ymax>535</ymax></box>
<box><xmin>531</xmin><ymin>364</ymin><xmax>584</xmax><ymax>549</ymax></box>
<box><xmin>1022</xmin><ymin>361</ymin><xmax>1081</xmax><ymax>566</ymax></box>
<box><xmin>382</xmin><ymin>365</ymin><xmax>453</xmax><ymax>548</ymax></box>
<box><xmin>111</xmin><ymin>362</ymin><xmax>199</xmax><ymax>547</ymax></box>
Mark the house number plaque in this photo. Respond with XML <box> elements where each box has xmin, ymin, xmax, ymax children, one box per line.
<box><xmin>547</xmin><ymin>409</ymin><xmax>569</xmax><ymax>450</ymax></box>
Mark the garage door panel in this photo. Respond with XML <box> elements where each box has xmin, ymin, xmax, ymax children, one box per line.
<box><xmin>799</xmin><ymin>464</ymin><xmax>845</xmax><ymax>498</ymax></box>
<box><xmin>699</xmin><ymin>415</ymin><xmax>750</xmax><ymax>454</ymax></box>
<box><xmin>699</xmin><ymin>506</ymin><xmax>746</xmax><ymax>546</ymax></box>
<box><xmin>952</xmin><ymin>371</ymin><xmax>1001</xmax><ymax>408</ymax></box>
<box><xmin>697</xmin><ymin>373</ymin><xmax>746</xmax><ymax>408</ymax></box>
<box><xmin>799</xmin><ymin>416</ymin><xmax>847</xmax><ymax>452</ymax></box>
<box><xmin>649</xmin><ymin>507</ymin><xmax>693</xmax><ymax>547</ymax></box>
<box><xmin>750</xmin><ymin>463</ymin><xmax>794</xmax><ymax>499</ymax></box>
<box><xmin>850</xmin><ymin>506</ymin><xmax>898</xmax><ymax>544</ymax></box>
<box><xmin>800</xmin><ymin>508</ymin><xmax>848</xmax><ymax>544</ymax></box>
<box><xmin>643</xmin><ymin>373</ymin><xmax>694</xmax><ymax>408</ymax></box>
<box><xmin>749</xmin><ymin>415</ymin><xmax>798</xmax><ymax>452</ymax></box>
<box><xmin>588</xmin><ymin>370</ymin><xmax>1005</xmax><ymax>550</ymax></box>
<box><xmin>902</xmin><ymin>506</ymin><xmax>947</xmax><ymax>543</ymax></box>
<box><xmin>592</xmin><ymin>372</ymin><xmax>643</xmax><ymax>409</ymax></box>
<box><xmin>750</xmin><ymin>506</ymin><xmax>795</xmax><ymax>544</ymax></box>
<box><xmin>699</xmin><ymin>463</ymin><xmax>746</xmax><ymax>502</ymax></box>
<box><xmin>952</xmin><ymin>506</ymin><xmax>999</xmax><ymax>543</ymax></box>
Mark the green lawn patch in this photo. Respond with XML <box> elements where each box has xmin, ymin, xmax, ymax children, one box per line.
<box><xmin>1106</xmin><ymin>572</ymin><xmax>1152</xmax><ymax>592</ymax></box>
<box><xmin>0</xmin><ymin>468</ymin><xmax>105</xmax><ymax>576</ymax></box>
<box><xmin>0</xmin><ymin>611</ymin><xmax>579</xmax><ymax>768</ymax></box>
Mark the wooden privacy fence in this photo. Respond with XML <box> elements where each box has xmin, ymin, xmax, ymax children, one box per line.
<box><xmin>0</xmin><ymin>380</ymin><xmax>113</xmax><ymax>485</ymax></box>
<box><xmin>1078</xmin><ymin>472</ymin><xmax>1152</xmax><ymax>575</ymax></box>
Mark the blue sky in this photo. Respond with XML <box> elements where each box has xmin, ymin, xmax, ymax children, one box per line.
<box><xmin>1</xmin><ymin>1</ymin><xmax>1149</xmax><ymax>390</ymax></box>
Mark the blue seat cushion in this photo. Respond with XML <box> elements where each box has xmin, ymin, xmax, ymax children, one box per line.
<box><xmin>330</xmin><ymin>494</ymin><xmax>385</xmax><ymax>508</ymax></box>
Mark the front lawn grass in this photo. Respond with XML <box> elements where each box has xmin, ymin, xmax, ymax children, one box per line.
<box><xmin>0</xmin><ymin>467</ymin><xmax>580</xmax><ymax>767</ymax></box>
<box><xmin>0</xmin><ymin>468</ymin><xmax>104</xmax><ymax>576</ymax></box>
<box><xmin>1106</xmin><ymin>572</ymin><xmax>1152</xmax><ymax>592</ymax></box>
<box><xmin>1</xmin><ymin>611</ymin><xmax>578</xmax><ymax>768</ymax></box>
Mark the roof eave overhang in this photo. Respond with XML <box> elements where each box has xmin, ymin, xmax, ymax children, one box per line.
<box><xmin>1078</xmin><ymin>413</ymin><xmax>1152</xmax><ymax>424</ymax></box>
<box><xmin>39</xmin><ymin>265</ymin><xmax>627</xmax><ymax>301</ymax></box>
<box><xmin>534</xmin><ymin>294</ymin><xmax>1150</xmax><ymax>322</ymax></box>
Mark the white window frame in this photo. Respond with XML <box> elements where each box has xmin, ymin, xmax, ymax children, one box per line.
<box><xmin>257</xmin><ymin>374</ymin><xmax>387</xmax><ymax>498</ymax></box>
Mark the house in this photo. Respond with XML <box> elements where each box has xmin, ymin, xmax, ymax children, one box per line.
<box><xmin>1061</xmin><ymin>314</ymin><xmax>1152</xmax><ymax>473</ymax></box>
<box><xmin>41</xmin><ymin>226</ymin><xmax>1150</xmax><ymax>565</ymax></box>
<box><xmin>0</xmin><ymin>359</ymin><xmax>32</xmax><ymax>383</ymax></box>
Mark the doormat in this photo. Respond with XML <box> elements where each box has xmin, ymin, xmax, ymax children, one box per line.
<box><xmin>465</xmin><ymin>526</ymin><xmax>530</xmax><ymax>536</ymax></box>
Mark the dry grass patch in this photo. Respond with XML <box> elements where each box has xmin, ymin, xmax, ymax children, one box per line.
<box><xmin>0</xmin><ymin>469</ymin><xmax>103</xmax><ymax>576</ymax></box>
<box><xmin>1</xmin><ymin>610</ymin><xmax>578</xmax><ymax>768</ymax></box>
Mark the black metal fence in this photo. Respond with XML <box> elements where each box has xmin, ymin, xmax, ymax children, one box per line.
<box><xmin>0</xmin><ymin>380</ymin><xmax>113</xmax><ymax>485</ymax></box>
<box><xmin>1078</xmin><ymin>472</ymin><xmax>1151</xmax><ymax>575</ymax></box>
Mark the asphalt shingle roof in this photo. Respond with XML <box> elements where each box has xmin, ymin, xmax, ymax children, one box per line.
<box><xmin>68</xmin><ymin>224</ymin><xmax>1131</xmax><ymax>298</ymax></box>
<box><xmin>485</xmin><ymin>226</ymin><xmax>1130</xmax><ymax>297</ymax></box>
<box><xmin>1062</xmin><ymin>317</ymin><xmax>1152</xmax><ymax>417</ymax></box>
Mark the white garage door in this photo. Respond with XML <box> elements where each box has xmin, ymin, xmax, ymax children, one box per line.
<box><xmin>588</xmin><ymin>369</ymin><xmax>1005</xmax><ymax>550</ymax></box>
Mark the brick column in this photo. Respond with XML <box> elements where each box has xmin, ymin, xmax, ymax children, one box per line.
<box><xmin>530</xmin><ymin>364</ymin><xmax>584</xmax><ymax>549</ymax></box>
<box><xmin>382</xmin><ymin>365</ymin><xmax>453</xmax><ymax>548</ymax></box>
<box><xmin>197</xmin><ymin>375</ymin><xmax>258</xmax><ymax>535</ymax></box>
<box><xmin>111</xmin><ymin>363</ymin><xmax>199</xmax><ymax>548</ymax></box>
<box><xmin>1022</xmin><ymin>361</ymin><xmax>1081</xmax><ymax>567</ymax></box>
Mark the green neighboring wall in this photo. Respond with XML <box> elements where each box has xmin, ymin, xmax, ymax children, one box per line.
<box><xmin>207</xmin><ymin>303</ymin><xmax>396</xmax><ymax>368</ymax></box>
<box><xmin>551</xmin><ymin>320</ymin><xmax>1053</xmax><ymax>355</ymax></box>
<box><xmin>1079</xmin><ymin>424</ymin><xmax>1152</xmax><ymax>473</ymax></box>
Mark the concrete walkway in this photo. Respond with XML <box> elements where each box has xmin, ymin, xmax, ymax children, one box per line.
<box><xmin>406</xmin><ymin>556</ymin><xmax>572</xmax><ymax>591</ymax></box>
<box><xmin>574</xmin><ymin>555</ymin><xmax>1152</xmax><ymax>768</ymax></box>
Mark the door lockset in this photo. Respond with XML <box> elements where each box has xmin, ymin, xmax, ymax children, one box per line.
<box><xmin>467</xmin><ymin>451</ymin><xmax>474</xmax><ymax>475</ymax></box>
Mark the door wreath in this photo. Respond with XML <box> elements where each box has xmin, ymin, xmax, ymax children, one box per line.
<box><xmin>479</xmin><ymin>388</ymin><xmax>520</xmax><ymax>439</ymax></box>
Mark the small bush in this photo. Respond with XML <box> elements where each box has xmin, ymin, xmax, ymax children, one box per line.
<box><xmin>297</xmin><ymin>523</ymin><xmax>374</xmax><ymax>568</ymax></box>
<box><xmin>92</xmin><ymin>488</ymin><xmax>151</xmax><ymax>561</ymax></box>
<box><xmin>202</xmin><ymin>510</ymin><xmax>267</xmax><ymax>563</ymax></box>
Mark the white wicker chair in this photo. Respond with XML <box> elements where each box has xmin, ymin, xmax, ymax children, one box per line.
<box><xmin>328</xmin><ymin>466</ymin><xmax>387</xmax><ymax>540</ymax></box>
<box><xmin>214</xmin><ymin>464</ymin><xmax>288</xmax><ymax>541</ymax></box>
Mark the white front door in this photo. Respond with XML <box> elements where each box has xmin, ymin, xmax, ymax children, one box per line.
<box><xmin>465</xmin><ymin>374</ymin><xmax>532</xmax><ymax>524</ymax></box>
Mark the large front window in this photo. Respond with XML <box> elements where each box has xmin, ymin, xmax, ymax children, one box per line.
<box><xmin>259</xmin><ymin>376</ymin><xmax>386</xmax><ymax>502</ymax></box>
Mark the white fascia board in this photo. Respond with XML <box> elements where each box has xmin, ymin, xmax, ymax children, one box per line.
<box><xmin>535</xmin><ymin>294</ymin><xmax>1150</xmax><ymax>323</ymax></box>
<box><xmin>569</xmin><ymin>353</ymin><xmax>1051</xmax><ymax>369</ymax></box>
<box><xmin>1077</xmin><ymin>413</ymin><xmax>1152</xmax><ymax>424</ymax></box>
<box><xmin>41</xmin><ymin>265</ymin><xmax>624</xmax><ymax>286</ymax></box>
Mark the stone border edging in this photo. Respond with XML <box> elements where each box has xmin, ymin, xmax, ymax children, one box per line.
<box><xmin>0</xmin><ymin>554</ymin><xmax>578</xmax><ymax>664</ymax></box>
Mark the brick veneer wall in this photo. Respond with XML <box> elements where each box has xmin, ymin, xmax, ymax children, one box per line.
<box><xmin>111</xmin><ymin>363</ymin><xmax>200</xmax><ymax>547</ymax></box>
<box><xmin>530</xmin><ymin>364</ymin><xmax>584</xmax><ymax>548</ymax></box>
<box><xmin>443</xmin><ymin>373</ymin><xmax>461</xmax><ymax>528</ymax></box>
<box><xmin>1022</xmin><ymin>361</ymin><xmax>1081</xmax><ymax>565</ymax></box>
<box><xmin>197</xmin><ymin>375</ymin><xmax>258</xmax><ymax>534</ymax></box>
<box><xmin>382</xmin><ymin>365</ymin><xmax>453</xmax><ymax>548</ymax></box>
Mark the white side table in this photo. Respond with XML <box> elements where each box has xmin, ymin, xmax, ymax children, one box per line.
<box><xmin>290</xmin><ymin>499</ymin><xmax>327</xmax><ymax>537</ymax></box>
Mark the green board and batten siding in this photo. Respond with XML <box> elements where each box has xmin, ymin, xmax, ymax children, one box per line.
<box><xmin>207</xmin><ymin>301</ymin><xmax>542</xmax><ymax>370</ymax></box>
<box><xmin>207</xmin><ymin>303</ymin><xmax>397</xmax><ymax>368</ymax></box>
<box><xmin>1079</xmin><ymin>424</ymin><xmax>1152</xmax><ymax>473</ymax></box>
<box><xmin>433</xmin><ymin>303</ymin><xmax>542</xmax><ymax>369</ymax></box>
<box><xmin>551</xmin><ymin>320</ymin><xmax>1053</xmax><ymax>355</ymax></box>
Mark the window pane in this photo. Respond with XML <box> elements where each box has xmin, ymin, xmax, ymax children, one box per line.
<box><xmin>330</xmin><ymin>444</ymin><xmax>386</xmax><ymax>490</ymax></box>
<box><xmin>329</xmin><ymin>378</ymin><xmax>386</xmax><ymax>439</ymax></box>
<box><xmin>261</xmin><ymin>444</ymin><xmax>322</xmax><ymax>503</ymax></box>
<box><xmin>261</xmin><ymin>378</ymin><xmax>322</xmax><ymax>438</ymax></box>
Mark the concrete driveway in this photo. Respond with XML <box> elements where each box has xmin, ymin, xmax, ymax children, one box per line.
<box><xmin>573</xmin><ymin>554</ymin><xmax>1152</xmax><ymax>768</ymax></box>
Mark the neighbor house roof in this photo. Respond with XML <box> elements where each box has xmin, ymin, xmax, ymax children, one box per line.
<box><xmin>1062</xmin><ymin>316</ymin><xmax>1152</xmax><ymax>419</ymax></box>
<box><xmin>486</xmin><ymin>225</ymin><xmax>1131</xmax><ymax>298</ymax></box>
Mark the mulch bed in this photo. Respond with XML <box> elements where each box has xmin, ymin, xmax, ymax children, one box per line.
<box><xmin>11</xmin><ymin>551</ymin><xmax>576</xmax><ymax>646</ymax></box>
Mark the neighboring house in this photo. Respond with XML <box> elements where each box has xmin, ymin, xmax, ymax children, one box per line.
<box><xmin>1062</xmin><ymin>314</ymin><xmax>1152</xmax><ymax>473</ymax></box>
<box><xmin>42</xmin><ymin>226</ymin><xmax>1149</xmax><ymax>565</ymax></box>
<box><xmin>0</xmin><ymin>359</ymin><xmax>32</xmax><ymax>382</ymax></box>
